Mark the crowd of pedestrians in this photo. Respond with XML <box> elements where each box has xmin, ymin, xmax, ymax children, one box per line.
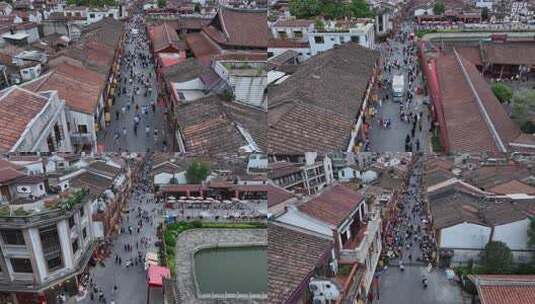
<box><xmin>105</xmin><ymin>9</ymin><xmax>169</xmax><ymax>152</ymax></box>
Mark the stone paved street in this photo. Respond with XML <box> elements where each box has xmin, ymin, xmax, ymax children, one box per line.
<box><xmin>369</xmin><ymin>22</ymin><xmax>431</xmax><ymax>152</ymax></box>
<box><xmin>78</xmin><ymin>158</ymin><xmax>163</xmax><ymax>304</ymax></box>
<box><xmin>97</xmin><ymin>12</ymin><xmax>172</xmax><ymax>153</ymax></box>
<box><xmin>375</xmin><ymin>157</ymin><xmax>469</xmax><ymax>304</ymax></box>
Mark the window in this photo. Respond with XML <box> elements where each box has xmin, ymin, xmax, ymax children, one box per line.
<box><xmin>294</xmin><ymin>30</ymin><xmax>303</xmax><ymax>38</ymax></box>
<box><xmin>39</xmin><ymin>184</ymin><xmax>43</xmax><ymax>190</ymax></box>
<box><xmin>277</xmin><ymin>31</ymin><xmax>287</xmax><ymax>39</ymax></box>
<box><xmin>78</xmin><ymin>125</ymin><xmax>88</xmax><ymax>134</ymax></box>
<box><xmin>79</xmin><ymin>206</ymin><xmax>85</xmax><ymax>218</ymax></box>
<box><xmin>109</xmin><ymin>13</ymin><xmax>113</xmax><ymax>17</ymax></box>
<box><xmin>72</xmin><ymin>238</ymin><xmax>79</xmax><ymax>254</ymax></box>
<box><xmin>39</xmin><ymin>226</ymin><xmax>62</xmax><ymax>271</ymax></box>
<box><xmin>68</xmin><ymin>216</ymin><xmax>75</xmax><ymax>229</ymax></box>
<box><xmin>39</xmin><ymin>226</ymin><xmax>61</xmax><ymax>254</ymax></box>
<box><xmin>82</xmin><ymin>227</ymin><xmax>87</xmax><ymax>239</ymax></box>
<box><xmin>46</xmin><ymin>256</ymin><xmax>62</xmax><ymax>271</ymax></box>
<box><xmin>351</xmin><ymin>36</ymin><xmax>360</xmax><ymax>43</ymax></box>
<box><xmin>89</xmin><ymin>13</ymin><xmax>95</xmax><ymax>18</ymax></box>
<box><xmin>1</xmin><ymin>230</ymin><xmax>25</xmax><ymax>245</ymax></box>
<box><xmin>11</xmin><ymin>258</ymin><xmax>32</xmax><ymax>273</ymax></box>
<box><xmin>314</xmin><ymin>36</ymin><xmax>324</xmax><ymax>44</ymax></box>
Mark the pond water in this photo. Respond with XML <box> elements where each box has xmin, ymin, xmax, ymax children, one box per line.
<box><xmin>194</xmin><ymin>246</ymin><xmax>267</xmax><ymax>294</ymax></box>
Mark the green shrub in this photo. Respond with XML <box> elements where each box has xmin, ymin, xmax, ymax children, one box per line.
<box><xmin>491</xmin><ymin>83</ymin><xmax>513</xmax><ymax>103</ymax></box>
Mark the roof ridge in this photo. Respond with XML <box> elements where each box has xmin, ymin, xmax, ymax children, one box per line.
<box><xmin>453</xmin><ymin>48</ymin><xmax>507</xmax><ymax>152</ymax></box>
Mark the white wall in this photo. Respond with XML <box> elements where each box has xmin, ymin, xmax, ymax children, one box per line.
<box><xmin>440</xmin><ymin>223</ymin><xmax>491</xmax><ymax>249</ymax></box>
<box><xmin>154</xmin><ymin>172</ymin><xmax>187</xmax><ymax>185</ymax></box>
<box><xmin>493</xmin><ymin>219</ymin><xmax>531</xmax><ymax>250</ymax></box>
<box><xmin>309</xmin><ymin>27</ymin><xmax>375</xmax><ymax>56</ymax></box>
<box><xmin>276</xmin><ymin>206</ymin><xmax>333</xmax><ymax>237</ymax></box>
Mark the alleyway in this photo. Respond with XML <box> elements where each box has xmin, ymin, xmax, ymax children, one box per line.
<box><xmin>375</xmin><ymin>158</ymin><xmax>469</xmax><ymax>304</ymax></box>
<box><xmin>79</xmin><ymin>157</ymin><xmax>163</xmax><ymax>304</ymax></box>
<box><xmin>97</xmin><ymin>11</ymin><xmax>172</xmax><ymax>152</ymax></box>
<box><xmin>368</xmin><ymin>22</ymin><xmax>431</xmax><ymax>152</ymax></box>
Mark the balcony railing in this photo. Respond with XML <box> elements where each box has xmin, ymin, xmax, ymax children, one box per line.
<box><xmin>70</xmin><ymin>133</ymin><xmax>93</xmax><ymax>145</ymax></box>
<box><xmin>340</xmin><ymin>218</ymin><xmax>381</xmax><ymax>264</ymax></box>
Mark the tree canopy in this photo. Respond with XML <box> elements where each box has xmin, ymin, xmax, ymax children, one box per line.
<box><xmin>185</xmin><ymin>160</ymin><xmax>210</xmax><ymax>184</ymax></box>
<box><xmin>288</xmin><ymin>0</ymin><xmax>373</xmax><ymax>19</ymax></box>
<box><xmin>433</xmin><ymin>2</ymin><xmax>445</xmax><ymax>15</ymax></box>
<box><xmin>157</xmin><ymin>0</ymin><xmax>167</xmax><ymax>8</ymax></box>
<box><xmin>66</xmin><ymin>0</ymin><xmax>116</xmax><ymax>7</ymax></box>
<box><xmin>491</xmin><ymin>83</ymin><xmax>513</xmax><ymax>103</ymax></box>
<box><xmin>511</xmin><ymin>90</ymin><xmax>535</xmax><ymax>132</ymax></box>
<box><xmin>480</xmin><ymin>241</ymin><xmax>514</xmax><ymax>274</ymax></box>
<box><xmin>528</xmin><ymin>217</ymin><xmax>535</xmax><ymax>249</ymax></box>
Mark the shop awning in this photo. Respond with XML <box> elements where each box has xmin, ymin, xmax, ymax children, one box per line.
<box><xmin>148</xmin><ymin>266</ymin><xmax>171</xmax><ymax>287</ymax></box>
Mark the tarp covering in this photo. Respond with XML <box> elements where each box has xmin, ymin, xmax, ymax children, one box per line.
<box><xmin>148</xmin><ymin>265</ymin><xmax>171</xmax><ymax>287</ymax></box>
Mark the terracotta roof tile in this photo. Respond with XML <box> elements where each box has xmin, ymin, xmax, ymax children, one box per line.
<box><xmin>299</xmin><ymin>184</ymin><xmax>364</xmax><ymax>226</ymax></box>
<box><xmin>0</xmin><ymin>87</ymin><xmax>49</xmax><ymax>152</ymax></box>
<box><xmin>23</xmin><ymin>62</ymin><xmax>105</xmax><ymax>114</ymax></box>
<box><xmin>470</xmin><ymin>275</ymin><xmax>535</xmax><ymax>304</ymax></box>
<box><xmin>268</xmin><ymin>223</ymin><xmax>332</xmax><ymax>304</ymax></box>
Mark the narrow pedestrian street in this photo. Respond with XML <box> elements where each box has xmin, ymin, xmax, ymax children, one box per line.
<box><xmin>368</xmin><ymin>22</ymin><xmax>431</xmax><ymax>152</ymax></box>
<box><xmin>375</xmin><ymin>158</ymin><xmax>468</xmax><ymax>304</ymax></box>
<box><xmin>79</xmin><ymin>157</ymin><xmax>163</xmax><ymax>304</ymax></box>
<box><xmin>97</xmin><ymin>11</ymin><xmax>172</xmax><ymax>153</ymax></box>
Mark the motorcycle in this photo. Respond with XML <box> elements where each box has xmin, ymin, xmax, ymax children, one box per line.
<box><xmin>422</xmin><ymin>277</ymin><xmax>428</xmax><ymax>289</ymax></box>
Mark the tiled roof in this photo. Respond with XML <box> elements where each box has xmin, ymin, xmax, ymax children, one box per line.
<box><xmin>267</xmin><ymin>43</ymin><xmax>378</xmax><ymax>153</ymax></box>
<box><xmin>161</xmin><ymin>58</ymin><xmax>214</xmax><ymax>83</ymax></box>
<box><xmin>268</xmin><ymin>223</ymin><xmax>332</xmax><ymax>304</ymax></box>
<box><xmin>177</xmin><ymin>17</ymin><xmax>211</xmax><ymax>30</ymax></box>
<box><xmin>479</xmin><ymin>201</ymin><xmax>534</xmax><ymax>226</ymax></box>
<box><xmin>205</xmin><ymin>7</ymin><xmax>267</xmax><ymax>48</ymax></box>
<box><xmin>436</xmin><ymin>51</ymin><xmax>520</xmax><ymax>152</ymax></box>
<box><xmin>222</xmin><ymin>101</ymin><xmax>267</xmax><ymax>151</ymax></box>
<box><xmin>23</xmin><ymin>62</ymin><xmax>104</xmax><ymax>114</ymax></box>
<box><xmin>148</xmin><ymin>22</ymin><xmax>186</xmax><ymax>53</ymax></box>
<box><xmin>266</xmin><ymin>184</ymin><xmax>294</xmax><ymax>207</ymax></box>
<box><xmin>176</xmin><ymin>95</ymin><xmax>248</xmax><ymax>155</ymax></box>
<box><xmin>69</xmin><ymin>171</ymin><xmax>112</xmax><ymax>198</ymax></box>
<box><xmin>87</xmin><ymin>161</ymin><xmax>121</xmax><ymax>178</ymax></box>
<box><xmin>470</xmin><ymin>275</ymin><xmax>535</xmax><ymax>304</ymax></box>
<box><xmin>268</xmin><ymin>161</ymin><xmax>302</xmax><ymax>179</ymax></box>
<box><xmin>466</xmin><ymin>164</ymin><xmax>531</xmax><ymax>190</ymax></box>
<box><xmin>0</xmin><ymin>87</ymin><xmax>49</xmax><ymax>152</ymax></box>
<box><xmin>55</xmin><ymin>18</ymin><xmax>123</xmax><ymax>76</ymax></box>
<box><xmin>268</xmin><ymin>102</ymin><xmax>354</xmax><ymax>153</ymax></box>
<box><xmin>184</xmin><ymin>32</ymin><xmax>221</xmax><ymax>64</ymax></box>
<box><xmin>480</xmin><ymin>42</ymin><xmax>535</xmax><ymax>66</ymax></box>
<box><xmin>488</xmin><ymin>179</ymin><xmax>535</xmax><ymax>195</ymax></box>
<box><xmin>0</xmin><ymin>167</ymin><xmax>25</xmax><ymax>184</ymax></box>
<box><xmin>299</xmin><ymin>184</ymin><xmax>364</xmax><ymax>226</ymax></box>
<box><xmin>428</xmin><ymin>186</ymin><xmax>485</xmax><ymax>229</ymax></box>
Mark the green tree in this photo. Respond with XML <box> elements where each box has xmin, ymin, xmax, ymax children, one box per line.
<box><xmin>491</xmin><ymin>83</ymin><xmax>513</xmax><ymax>103</ymax></box>
<box><xmin>511</xmin><ymin>90</ymin><xmax>535</xmax><ymax>128</ymax></box>
<box><xmin>350</xmin><ymin>0</ymin><xmax>373</xmax><ymax>18</ymax></box>
<box><xmin>157</xmin><ymin>0</ymin><xmax>167</xmax><ymax>8</ymax></box>
<box><xmin>194</xmin><ymin>3</ymin><xmax>201</xmax><ymax>13</ymax></box>
<box><xmin>528</xmin><ymin>217</ymin><xmax>535</xmax><ymax>249</ymax></box>
<box><xmin>314</xmin><ymin>17</ymin><xmax>325</xmax><ymax>31</ymax></box>
<box><xmin>288</xmin><ymin>0</ymin><xmax>321</xmax><ymax>19</ymax></box>
<box><xmin>481</xmin><ymin>7</ymin><xmax>489</xmax><ymax>21</ymax></box>
<box><xmin>321</xmin><ymin>1</ymin><xmax>350</xmax><ymax>19</ymax></box>
<box><xmin>186</xmin><ymin>160</ymin><xmax>210</xmax><ymax>184</ymax></box>
<box><xmin>433</xmin><ymin>2</ymin><xmax>445</xmax><ymax>15</ymax></box>
<box><xmin>480</xmin><ymin>241</ymin><xmax>514</xmax><ymax>274</ymax></box>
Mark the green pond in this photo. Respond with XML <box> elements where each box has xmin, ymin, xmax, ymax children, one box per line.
<box><xmin>194</xmin><ymin>246</ymin><xmax>267</xmax><ymax>294</ymax></box>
